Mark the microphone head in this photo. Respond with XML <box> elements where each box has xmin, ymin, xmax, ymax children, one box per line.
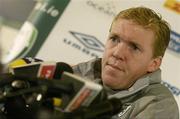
<box><xmin>53</xmin><ymin>62</ymin><xmax>73</xmax><ymax>79</ymax></box>
<box><xmin>8</xmin><ymin>57</ymin><xmax>43</xmax><ymax>78</ymax></box>
<box><xmin>8</xmin><ymin>57</ymin><xmax>43</xmax><ymax>68</ymax></box>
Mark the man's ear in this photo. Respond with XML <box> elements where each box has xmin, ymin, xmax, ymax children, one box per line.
<box><xmin>147</xmin><ymin>56</ymin><xmax>162</xmax><ymax>72</ymax></box>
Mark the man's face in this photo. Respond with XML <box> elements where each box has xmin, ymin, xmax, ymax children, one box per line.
<box><xmin>101</xmin><ymin>18</ymin><xmax>161</xmax><ymax>90</ymax></box>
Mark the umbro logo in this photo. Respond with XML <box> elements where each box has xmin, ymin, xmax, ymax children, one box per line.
<box><xmin>70</xmin><ymin>31</ymin><xmax>104</xmax><ymax>52</ymax></box>
<box><xmin>63</xmin><ymin>31</ymin><xmax>104</xmax><ymax>58</ymax></box>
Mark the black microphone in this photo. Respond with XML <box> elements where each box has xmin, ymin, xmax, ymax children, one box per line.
<box><xmin>0</xmin><ymin>60</ymin><xmax>74</xmax><ymax>119</ymax></box>
<box><xmin>53</xmin><ymin>62</ymin><xmax>73</xmax><ymax>79</ymax></box>
<box><xmin>1</xmin><ymin>60</ymin><xmax>117</xmax><ymax>118</ymax></box>
<box><xmin>0</xmin><ymin>74</ymin><xmax>72</xmax><ymax>119</ymax></box>
<box><xmin>0</xmin><ymin>74</ymin><xmax>47</xmax><ymax>119</ymax></box>
<box><xmin>3</xmin><ymin>60</ymin><xmax>74</xmax><ymax>99</ymax></box>
<box><xmin>8</xmin><ymin>57</ymin><xmax>43</xmax><ymax>78</ymax></box>
<box><xmin>9</xmin><ymin>60</ymin><xmax>73</xmax><ymax>79</ymax></box>
<box><xmin>0</xmin><ymin>71</ymin><xmax>104</xmax><ymax>106</ymax></box>
<box><xmin>5</xmin><ymin>60</ymin><xmax>74</xmax><ymax>110</ymax></box>
<box><xmin>0</xmin><ymin>73</ymin><xmax>121</xmax><ymax>119</ymax></box>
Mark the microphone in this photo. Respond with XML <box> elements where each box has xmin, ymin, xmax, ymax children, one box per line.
<box><xmin>7</xmin><ymin>58</ymin><xmax>74</xmax><ymax>108</ymax></box>
<box><xmin>37</xmin><ymin>62</ymin><xmax>73</xmax><ymax>79</ymax></box>
<box><xmin>8</xmin><ymin>57</ymin><xmax>43</xmax><ymax>68</ymax></box>
<box><xmin>8</xmin><ymin>57</ymin><xmax>43</xmax><ymax>77</ymax></box>
<box><xmin>59</xmin><ymin>72</ymin><xmax>103</xmax><ymax>112</ymax></box>
<box><xmin>9</xmin><ymin>58</ymin><xmax>73</xmax><ymax>79</ymax></box>
<box><xmin>0</xmin><ymin>72</ymin><xmax>104</xmax><ymax>115</ymax></box>
<box><xmin>4</xmin><ymin>59</ymin><xmax>116</xmax><ymax>118</ymax></box>
<box><xmin>0</xmin><ymin>73</ymin><xmax>72</xmax><ymax>119</ymax></box>
<box><xmin>0</xmin><ymin>71</ymin><xmax>104</xmax><ymax>110</ymax></box>
<box><xmin>0</xmin><ymin>72</ymin><xmax>120</xmax><ymax>119</ymax></box>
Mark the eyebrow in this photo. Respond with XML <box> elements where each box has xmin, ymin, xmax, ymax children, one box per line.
<box><xmin>127</xmin><ymin>40</ymin><xmax>143</xmax><ymax>50</ymax></box>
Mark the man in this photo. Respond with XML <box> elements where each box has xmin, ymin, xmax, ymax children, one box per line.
<box><xmin>73</xmin><ymin>7</ymin><xmax>179</xmax><ymax>119</ymax></box>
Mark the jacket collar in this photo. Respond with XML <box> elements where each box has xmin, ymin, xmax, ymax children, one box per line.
<box><xmin>93</xmin><ymin>58</ymin><xmax>162</xmax><ymax>99</ymax></box>
<box><xmin>104</xmin><ymin>69</ymin><xmax>162</xmax><ymax>99</ymax></box>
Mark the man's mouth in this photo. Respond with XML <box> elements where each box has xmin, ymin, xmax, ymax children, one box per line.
<box><xmin>107</xmin><ymin>63</ymin><xmax>124</xmax><ymax>72</ymax></box>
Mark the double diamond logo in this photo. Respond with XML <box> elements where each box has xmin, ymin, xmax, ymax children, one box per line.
<box><xmin>70</xmin><ymin>31</ymin><xmax>104</xmax><ymax>52</ymax></box>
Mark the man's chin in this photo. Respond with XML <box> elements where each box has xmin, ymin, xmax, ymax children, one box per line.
<box><xmin>102</xmin><ymin>76</ymin><xmax>118</xmax><ymax>87</ymax></box>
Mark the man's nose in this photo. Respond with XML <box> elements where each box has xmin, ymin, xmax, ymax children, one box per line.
<box><xmin>112</xmin><ymin>42</ymin><xmax>127</xmax><ymax>60</ymax></box>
